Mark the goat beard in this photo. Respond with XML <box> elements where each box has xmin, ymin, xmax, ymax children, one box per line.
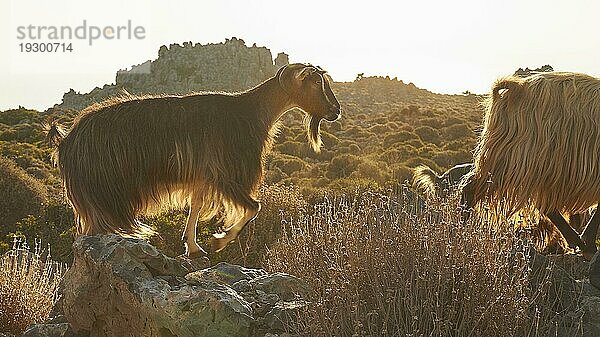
<box><xmin>304</xmin><ymin>114</ymin><xmax>323</xmax><ymax>153</ymax></box>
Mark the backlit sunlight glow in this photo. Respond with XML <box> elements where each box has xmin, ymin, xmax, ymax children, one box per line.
<box><xmin>1</xmin><ymin>0</ymin><xmax>599</xmax><ymax>110</ymax></box>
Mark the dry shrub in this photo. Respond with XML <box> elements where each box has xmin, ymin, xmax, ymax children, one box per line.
<box><xmin>0</xmin><ymin>238</ymin><xmax>65</xmax><ymax>335</ymax></box>
<box><xmin>265</xmin><ymin>189</ymin><xmax>581</xmax><ymax>337</ymax></box>
<box><xmin>216</xmin><ymin>184</ymin><xmax>308</xmax><ymax>267</ymax></box>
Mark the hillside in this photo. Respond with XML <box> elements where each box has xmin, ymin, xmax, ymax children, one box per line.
<box><xmin>4</xmin><ymin>38</ymin><xmax>600</xmax><ymax>337</ymax></box>
<box><xmin>0</xmin><ymin>38</ymin><xmax>482</xmax><ymax>259</ymax></box>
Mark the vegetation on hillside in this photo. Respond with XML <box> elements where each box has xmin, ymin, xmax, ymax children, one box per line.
<box><xmin>0</xmin><ymin>71</ymin><xmax>590</xmax><ymax>336</ymax></box>
<box><xmin>0</xmin><ymin>77</ymin><xmax>481</xmax><ymax>262</ymax></box>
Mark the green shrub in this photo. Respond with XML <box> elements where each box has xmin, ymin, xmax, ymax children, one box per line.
<box><xmin>0</xmin><ymin>108</ymin><xmax>39</xmax><ymax>126</ymax></box>
<box><xmin>405</xmin><ymin>138</ymin><xmax>425</xmax><ymax>148</ymax></box>
<box><xmin>0</xmin><ymin>124</ymin><xmax>45</xmax><ymax>143</ymax></box>
<box><xmin>449</xmin><ymin>149</ymin><xmax>473</xmax><ymax>164</ymax></box>
<box><xmin>443</xmin><ymin>139</ymin><xmax>470</xmax><ymax>151</ymax></box>
<box><xmin>383</xmin><ymin>131</ymin><xmax>418</xmax><ymax>147</ymax></box>
<box><xmin>0</xmin><ymin>156</ymin><xmax>47</xmax><ymax>228</ymax></box>
<box><xmin>270</xmin><ymin>153</ymin><xmax>307</xmax><ymax>176</ymax></box>
<box><xmin>320</xmin><ymin>131</ymin><xmax>339</xmax><ymax>148</ymax></box>
<box><xmin>8</xmin><ymin>201</ymin><xmax>75</xmax><ymax>263</ymax></box>
<box><xmin>327</xmin><ymin>178</ymin><xmax>380</xmax><ymax>195</ymax></box>
<box><xmin>368</xmin><ymin>124</ymin><xmax>392</xmax><ymax>134</ymax></box>
<box><xmin>391</xmin><ymin>164</ymin><xmax>413</xmax><ymax>183</ymax></box>
<box><xmin>379</xmin><ymin>145</ymin><xmax>418</xmax><ymax>164</ymax></box>
<box><xmin>351</xmin><ymin>160</ymin><xmax>391</xmax><ymax>186</ymax></box>
<box><xmin>443</xmin><ymin>123</ymin><xmax>473</xmax><ymax>141</ymax></box>
<box><xmin>146</xmin><ymin>210</ymin><xmax>190</xmax><ymax>257</ymax></box>
<box><xmin>404</xmin><ymin>157</ymin><xmax>441</xmax><ymax>172</ymax></box>
<box><xmin>414</xmin><ymin>125</ymin><xmax>441</xmax><ymax>145</ymax></box>
<box><xmin>418</xmin><ymin>117</ymin><xmax>444</xmax><ymax>129</ymax></box>
<box><xmin>327</xmin><ymin>154</ymin><xmax>361</xmax><ymax>180</ymax></box>
<box><xmin>264</xmin><ymin>166</ymin><xmax>287</xmax><ymax>185</ymax></box>
<box><xmin>0</xmin><ymin>142</ymin><xmax>54</xmax><ymax>186</ymax></box>
<box><xmin>275</xmin><ymin>141</ymin><xmax>309</xmax><ymax>158</ymax></box>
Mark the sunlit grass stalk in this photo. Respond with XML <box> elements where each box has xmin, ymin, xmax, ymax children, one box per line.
<box><xmin>266</xmin><ymin>188</ymin><xmax>583</xmax><ymax>337</ymax></box>
<box><xmin>0</xmin><ymin>237</ymin><xmax>66</xmax><ymax>335</ymax></box>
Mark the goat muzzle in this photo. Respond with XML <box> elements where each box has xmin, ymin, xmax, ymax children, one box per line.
<box><xmin>324</xmin><ymin>107</ymin><xmax>341</xmax><ymax>121</ymax></box>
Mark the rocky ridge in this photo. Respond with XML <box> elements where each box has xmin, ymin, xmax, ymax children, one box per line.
<box><xmin>56</xmin><ymin>37</ymin><xmax>289</xmax><ymax>111</ymax></box>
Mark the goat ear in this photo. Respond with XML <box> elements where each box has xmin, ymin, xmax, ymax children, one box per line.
<box><xmin>278</xmin><ymin>64</ymin><xmax>313</xmax><ymax>93</ymax></box>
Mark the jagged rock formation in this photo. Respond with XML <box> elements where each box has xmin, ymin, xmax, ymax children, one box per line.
<box><xmin>49</xmin><ymin>235</ymin><xmax>308</xmax><ymax>337</ymax></box>
<box><xmin>514</xmin><ymin>65</ymin><xmax>554</xmax><ymax>78</ymax></box>
<box><xmin>57</xmin><ymin>38</ymin><xmax>289</xmax><ymax>111</ymax></box>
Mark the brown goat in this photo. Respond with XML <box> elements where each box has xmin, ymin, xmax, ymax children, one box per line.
<box><xmin>464</xmin><ymin>72</ymin><xmax>600</xmax><ymax>258</ymax></box>
<box><xmin>47</xmin><ymin>63</ymin><xmax>341</xmax><ymax>257</ymax></box>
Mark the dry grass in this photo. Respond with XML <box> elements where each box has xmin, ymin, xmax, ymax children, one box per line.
<box><xmin>217</xmin><ymin>184</ymin><xmax>308</xmax><ymax>266</ymax></box>
<box><xmin>0</xmin><ymin>238</ymin><xmax>66</xmax><ymax>335</ymax></box>
<box><xmin>265</xmin><ymin>188</ymin><xmax>584</xmax><ymax>337</ymax></box>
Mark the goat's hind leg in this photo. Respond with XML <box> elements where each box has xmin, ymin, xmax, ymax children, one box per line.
<box><xmin>211</xmin><ymin>200</ymin><xmax>261</xmax><ymax>253</ymax></box>
<box><xmin>182</xmin><ymin>197</ymin><xmax>207</xmax><ymax>258</ymax></box>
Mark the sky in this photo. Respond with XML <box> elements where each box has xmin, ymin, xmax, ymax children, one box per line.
<box><xmin>1</xmin><ymin>0</ymin><xmax>600</xmax><ymax>111</ymax></box>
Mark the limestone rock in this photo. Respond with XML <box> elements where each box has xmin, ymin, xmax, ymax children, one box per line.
<box><xmin>21</xmin><ymin>323</ymin><xmax>74</xmax><ymax>337</ymax></box>
<box><xmin>187</xmin><ymin>262</ymin><xmax>268</xmax><ymax>286</ymax></box>
<box><xmin>249</xmin><ymin>273</ymin><xmax>310</xmax><ymax>302</ymax></box>
<box><xmin>274</xmin><ymin>53</ymin><xmax>289</xmax><ymax>70</ymax></box>
<box><xmin>56</xmin><ymin>38</ymin><xmax>289</xmax><ymax>111</ymax></box>
<box><xmin>55</xmin><ymin>235</ymin><xmax>308</xmax><ymax>337</ymax></box>
<box><xmin>514</xmin><ymin>65</ymin><xmax>554</xmax><ymax>78</ymax></box>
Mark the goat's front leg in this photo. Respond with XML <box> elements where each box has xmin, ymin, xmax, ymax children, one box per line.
<box><xmin>580</xmin><ymin>207</ymin><xmax>600</xmax><ymax>259</ymax></box>
<box><xmin>182</xmin><ymin>198</ymin><xmax>207</xmax><ymax>258</ymax></box>
<box><xmin>210</xmin><ymin>201</ymin><xmax>261</xmax><ymax>253</ymax></box>
<box><xmin>546</xmin><ymin>211</ymin><xmax>586</xmax><ymax>252</ymax></box>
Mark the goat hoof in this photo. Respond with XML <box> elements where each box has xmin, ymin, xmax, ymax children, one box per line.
<box><xmin>187</xmin><ymin>249</ymin><xmax>208</xmax><ymax>259</ymax></box>
<box><xmin>209</xmin><ymin>235</ymin><xmax>230</xmax><ymax>253</ymax></box>
<box><xmin>184</xmin><ymin>241</ymin><xmax>207</xmax><ymax>257</ymax></box>
<box><xmin>583</xmin><ymin>249</ymin><xmax>597</xmax><ymax>261</ymax></box>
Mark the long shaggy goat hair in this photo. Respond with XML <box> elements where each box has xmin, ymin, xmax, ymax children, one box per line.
<box><xmin>472</xmin><ymin>71</ymin><xmax>600</xmax><ymax>216</ymax></box>
<box><xmin>47</xmin><ymin>63</ymin><xmax>341</xmax><ymax>255</ymax></box>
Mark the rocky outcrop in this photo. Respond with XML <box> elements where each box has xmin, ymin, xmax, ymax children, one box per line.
<box><xmin>21</xmin><ymin>323</ymin><xmax>73</xmax><ymax>337</ymax></box>
<box><xmin>514</xmin><ymin>65</ymin><xmax>554</xmax><ymax>78</ymax></box>
<box><xmin>52</xmin><ymin>235</ymin><xmax>308</xmax><ymax>337</ymax></box>
<box><xmin>56</xmin><ymin>38</ymin><xmax>288</xmax><ymax>111</ymax></box>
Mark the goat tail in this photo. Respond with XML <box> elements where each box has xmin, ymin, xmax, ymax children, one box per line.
<box><xmin>45</xmin><ymin>121</ymin><xmax>66</xmax><ymax>148</ymax></box>
<box><xmin>412</xmin><ymin>165</ymin><xmax>440</xmax><ymax>198</ymax></box>
<box><xmin>45</xmin><ymin>121</ymin><xmax>66</xmax><ymax>165</ymax></box>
